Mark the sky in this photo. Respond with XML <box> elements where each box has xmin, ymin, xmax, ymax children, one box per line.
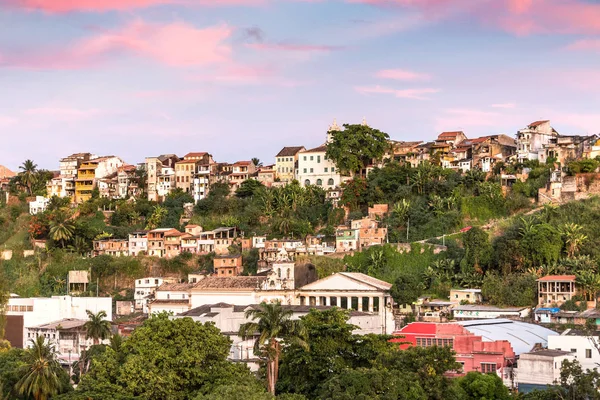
<box><xmin>1</xmin><ymin>0</ymin><xmax>600</xmax><ymax>171</ymax></box>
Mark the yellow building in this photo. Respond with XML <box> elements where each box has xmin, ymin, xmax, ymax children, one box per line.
<box><xmin>75</xmin><ymin>160</ymin><xmax>98</xmax><ymax>203</ymax></box>
<box><xmin>275</xmin><ymin>146</ymin><xmax>305</xmax><ymax>183</ymax></box>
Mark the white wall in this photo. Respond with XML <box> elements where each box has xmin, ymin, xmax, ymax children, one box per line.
<box><xmin>547</xmin><ymin>335</ymin><xmax>600</xmax><ymax>372</ymax></box>
<box><xmin>296</xmin><ymin>150</ymin><xmax>341</xmax><ymax>188</ymax></box>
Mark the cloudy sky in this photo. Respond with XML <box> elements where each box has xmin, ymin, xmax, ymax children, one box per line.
<box><xmin>1</xmin><ymin>0</ymin><xmax>600</xmax><ymax>170</ymax></box>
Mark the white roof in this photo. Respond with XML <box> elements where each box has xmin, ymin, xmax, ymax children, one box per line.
<box><xmin>457</xmin><ymin>319</ymin><xmax>558</xmax><ymax>355</ymax></box>
<box><xmin>300</xmin><ymin>272</ymin><xmax>392</xmax><ymax>292</ymax></box>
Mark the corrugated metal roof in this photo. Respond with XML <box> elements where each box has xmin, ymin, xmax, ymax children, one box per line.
<box><xmin>457</xmin><ymin>319</ymin><xmax>557</xmax><ymax>355</ymax></box>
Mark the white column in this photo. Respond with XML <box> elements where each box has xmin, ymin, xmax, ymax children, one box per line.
<box><xmin>368</xmin><ymin>297</ymin><xmax>373</xmax><ymax>312</ymax></box>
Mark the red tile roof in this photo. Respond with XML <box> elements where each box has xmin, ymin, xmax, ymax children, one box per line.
<box><xmin>0</xmin><ymin>165</ymin><xmax>15</xmax><ymax>178</ymax></box>
<box><xmin>537</xmin><ymin>275</ymin><xmax>576</xmax><ymax>282</ymax></box>
<box><xmin>303</xmin><ymin>144</ymin><xmax>328</xmax><ymax>153</ymax></box>
<box><xmin>184</xmin><ymin>152</ymin><xmax>207</xmax><ymax>158</ymax></box>
<box><xmin>528</xmin><ymin>120</ymin><xmax>549</xmax><ymax>127</ymax></box>
<box><xmin>438</xmin><ymin>131</ymin><xmax>465</xmax><ymax>140</ymax></box>
<box><xmin>276</xmin><ymin>146</ymin><xmax>305</xmax><ymax>157</ymax></box>
<box><xmin>234</xmin><ymin>161</ymin><xmax>252</xmax><ymax>166</ymax></box>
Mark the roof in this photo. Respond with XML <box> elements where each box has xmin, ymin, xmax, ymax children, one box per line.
<box><xmin>453</xmin><ymin>305</ymin><xmax>527</xmax><ymax>312</ymax></box>
<box><xmin>338</xmin><ymin>272</ymin><xmax>393</xmax><ymax>290</ymax></box>
<box><xmin>529</xmin><ymin>120</ymin><xmax>550</xmax><ymax>127</ymax></box>
<box><xmin>537</xmin><ymin>275</ymin><xmax>576</xmax><ymax>282</ymax></box>
<box><xmin>457</xmin><ymin>319</ymin><xmax>557</xmax><ymax>355</ymax></box>
<box><xmin>438</xmin><ymin>131</ymin><xmax>465</xmax><ymax>140</ymax></box>
<box><xmin>302</xmin><ymin>144</ymin><xmax>328</xmax><ymax>153</ymax></box>
<box><xmin>179</xmin><ymin>303</ymin><xmax>371</xmax><ymax>318</ymax></box>
<box><xmin>451</xmin><ymin>288</ymin><xmax>481</xmax><ymax>293</ymax></box>
<box><xmin>178</xmin><ymin>303</ymin><xmax>235</xmax><ymax>317</ymax></box>
<box><xmin>233</xmin><ymin>161</ymin><xmax>252</xmax><ymax>166</ymax></box>
<box><xmin>193</xmin><ymin>276</ymin><xmax>267</xmax><ymax>290</ymax></box>
<box><xmin>157</xmin><ymin>282</ymin><xmax>195</xmax><ymax>291</ymax></box>
<box><xmin>214</xmin><ymin>254</ymin><xmax>242</xmax><ymax>259</ymax></box>
<box><xmin>276</xmin><ymin>146</ymin><xmax>305</xmax><ymax>157</ymax></box>
<box><xmin>0</xmin><ymin>165</ymin><xmax>15</xmax><ymax>178</ymax></box>
<box><xmin>184</xmin><ymin>152</ymin><xmax>207</xmax><ymax>158</ymax></box>
<box><xmin>522</xmin><ymin>349</ymin><xmax>574</xmax><ymax>358</ymax></box>
<box><xmin>31</xmin><ymin>318</ymin><xmax>88</xmax><ymax>330</ymax></box>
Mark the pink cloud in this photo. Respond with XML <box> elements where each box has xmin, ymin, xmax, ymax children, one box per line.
<box><xmin>566</xmin><ymin>39</ymin><xmax>600</xmax><ymax>52</ymax></box>
<box><xmin>23</xmin><ymin>107</ymin><xmax>103</xmax><ymax>120</ymax></box>
<box><xmin>375</xmin><ymin>69</ymin><xmax>430</xmax><ymax>81</ymax></box>
<box><xmin>1</xmin><ymin>19</ymin><xmax>232</xmax><ymax>69</ymax></box>
<box><xmin>434</xmin><ymin>108</ymin><xmax>506</xmax><ymax>132</ymax></box>
<box><xmin>9</xmin><ymin>0</ymin><xmax>262</xmax><ymax>13</ymax></box>
<box><xmin>350</xmin><ymin>0</ymin><xmax>600</xmax><ymax>35</ymax></box>
<box><xmin>355</xmin><ymin>85</ymin><xmax>439</xmax><ymax>100</ymax></box>
<box><xmin>247</xmin><ymin>43</ymin><xmax>346</xmax><ymax>52</ymax></box>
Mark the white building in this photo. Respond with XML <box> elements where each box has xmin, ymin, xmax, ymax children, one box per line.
<box><xmin>5</xmin><ymin>295</ymin><xmax>112</xmax><ymax>349</ymax></box>
<box><xmin>449</xmin><ymin>289</ymin><xmax>483</xmax><ymax>305</ymax></box>
<box><xmin>148</xmin><ymin>282</ymin><xmax>194</xmax><ymax>314</ymax></box>
<box><xmin>515</xmin><ymin>349</ymin><xmax>575</xmax><ymax>393</ymax></box>
<box><xmin>29</xmin><ymin>196</ymin><xmax>50</xmax><ymax>215</ymax></box>
<box><xmin>173</xmin><ymin>303</ymin><xmax>384</xmax><ymax>371</ymax></box>
<box><xmin>134</xmin><ymin>277</ymin><xmax>175</xmax><ymax>313</ymax></box>
<box><xmin>453</xmin><ymin>305</ymin><xmax>530</xmax><ymax>320</ymax></box>
<box><xmin>296</xmin><ymin>120</ymin><xmax>344</xmax><ymax>189</ymax></box>
<box><xmin>547</xmin><ymin>331</ymin><xmax>600</xmax><ymax>372</ymax></box>
<box><xmin>516</xmin><ymin>120</ymin><xmax>558</xmax><ymax>162</ymax></box>
<box><xmin>128</xmin><ymin>231</ymin><xmax>148</xmax><ymax>256</ymax></box>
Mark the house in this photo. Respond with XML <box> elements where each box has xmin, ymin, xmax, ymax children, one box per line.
<box><xmin>256</xmin><ymin>165</ymin><xmax>276</xmax><ymax>187</ymax></box>
<box><xmin>228</xmin><ymin>161</ymin><xmax>256</xmax><ymax>192</ymax></box>
<box><xmin>68</xmin><ymin>271</ymin><xmax>89</xmax><ymax>294</ymax></box>
<box><xmin>516</xmin><ymin>120</ymin><xmax>558</xmax><ymax>162</ymax></box>
<box><xmin>148</xmin><ymin>282</ymin><xmax>195</xmax><ymax>314</ymax></box>
<box><xmin>174</xmin><ymin>152</ymin><xmax>215</xmax><ymax>196</ymax></box>
<box><xmin>449</xmin><ymin>289</ymin><xmax>483</xmax><ymax>305</ymax></box>
<box><xmin>164</xmin><ymin>230</ymin><xmax>184</xmax><ymax>258</ymax></box>
<box><xmin>252</xmin><ymin>236</ymin><xmax>266</xmax><ymax>248</ymax></box>
<box><xmin>453</xmin><ymin>305</ymin><xmax>530</xmax><ymax>320</ymax></box>
<box><xmin>29</xmin><ymin>196</ymin><xmax>49</xmax><ymax>215</ymax></box>
<box><xmin>93</xmin><ymin>239</ymin><xmax>128</xmax><ymax>257</ymax></box>
<box><xmin>351</xmin><ymin>218</ymin><xmax>387</xmax><ymax>250</ymax></box>
<box><xmin>547</xmin><ymin>330</ymin><xmax>600</xmax><ymax>372</ymax></box>
<box><xmin>74</xmin><ymin>156</ymin><xmax>125</xmax><ymax>203</ymax></box>
<box><xmin>134</xmin><ymin>277</ymin><xmax>176</xmax><ymax>313</ymax></box>
<box><xmin>173</xmin><ymin>303</ymin><xmax>384</xmax><ymax>371</ymax></box>
<box><xmin>275</xmin><ymin>146</ymin><xmax>305</xmax><ymax>183</ymax></box>
<box><xmin>4</xmin><ymin>295</ymin><xmax>112</xmax><ymax>349</ymax></box>
<box><xmin>117</xmin><ymin>165</ymin><xmax>139</xmax><ymax>198</ymax></box>
<box><xmin>128</xmin><ymin>231</ymin><xmax>148</xmax><ymax>256</ymax></box>
<box><xmin>297</xmin><ymin>144</ymin><xmax>342</xmax><ymax>189</ymax></box>
<box><xmin>389</xmin><ymin>141</ymin><xmax>423</xmax><ymax>164</ymax></box>
<box><xmin>145</xmin><ymin>154</ymin><xmax>179</xmax><ymax>202</ymax></box>
<box><xmin>436</xmin><ymin>131</ymin><xmax>468</xmax><ymax>147</ymax></box>
<box><xmin>295</xmin><ymin>272</ymin><xmax>394</xmax><ymax>334</ymax></box>
<box><xmin>335</xmin><ymin>227</ymin><xmax>359</xmax><ymax>252</ymax></box>
<box><xmin>214</xmin><ymin>254</ymin><xmax>244</xmax><ymax>277</ymax></box>
<box><xmin>212</xmin><ymin>227</ymin><xmax>238</xmax><ymax>254</ymax></box>
<box><xmin>416</xmin><ymin>299</ymin><xmax>454</xmax><ymax>322</ymax></box>
<box><xmin>469</xmin><ymin>135</ymin><xmax>517</xmax><ymax>172</ymax></box>
<box><xmin>515</xmin><ymin>350</ymin><xmax>575</xmax><ymax>393</ymax></box>
<box><xmin>392</xmin><ymin>319</ymin><xmax>557</xmax><ymax>384</ymax></box>
<box><xmin>26</xmin><ymin>319</ymin><xmax>105</xmax><ymax>365</ymax></box>
<box><xmin>540</xmin><ymin>134</ymin><xmax>599</xmax><ymax>165</ymax></box>
<box><xmin>189</xmin><ymin>276</ymin><xmax>269</xmax><ymax>308</ymax></box>
<box><xmin>180</xmin><ymin>233</ymin><xmax>199</xmax><ymax>254</ymax></box>
<box><xmin>147</xmin><ymin>228</ymin><xmax>181</xmax><ymax>258</ymax></box>
<box><xmin>368</xmin><ymin>204</ymin><xmax>389</xmax><ymax>220</ymax></box>
<box><xmin>193</xmin><ymin>162</ymin><xmax>214</xmax><ymax>202</ymax></box>
<box><xmin>47</xmin><ymin>153</ymin><xmax>93</xmax><ymax>199</ymax></box>
<box><xmin>537</xmin><ymin>275</ymin><xmax>577</xmax><ymax>307</ymax></box>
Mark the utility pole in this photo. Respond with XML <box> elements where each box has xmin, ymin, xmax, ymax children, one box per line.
<box><xmin>406</xmin><ymin>217</ymin><xmax>410</xmax><ymax>242</ymax></box>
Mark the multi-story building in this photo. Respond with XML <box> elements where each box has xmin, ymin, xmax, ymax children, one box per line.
<box><xmin>93</xmin><ymin>239</ymin><xmax>129</xmax><ymax>257</ymax></box>
<box><xmin>257</xmin><ymin>165</ymin><xmax>276</xmax><ymax>187</ymax></box>
<box><xmin>147</xmin><ymin>228</ymin><xmax>180</xmax><ymax>257</ymax></box>
<box><xmin>537</xmin><ymin>275</ymin><xmax>577</xmax><ymax>307</ymax></box>
<box><xmin>128</xmin><ymin>231</ymin><xmax>148</xmax><ymax>256</ymax></box>
<box><xmin>214</xmin><ymin>254</ymin><xmax>243</xmax><ymax>276</ymax></box>
<box><xmin>164</xmin><ymin>230</ymin><xmax>184</xmax><ymax>258</ymax></box>
<box><xmin>74</xmin><ymin>156</ymin><xmax>124</xmax><ymax>203</ymax></box>
<box><xmin>228</xmin><ymin>161</ymin><xmax>256</xmax><ymax>192</ymax></box>
<box><xmin>516</xmin><ymin>120</ymin><xmax>559</xmax><ymax>162</ymax></box>
<box><xmin>193</xmin><ymin>162</ymin><xmax>215</xmax><ymax>202</ymax></box>
<box><xmin>516</xmin><ymin>349</ymin><xmax>575</xmax><ymax>393</ymax></box>
<box><xmin>351</xmin><ymin>218</ymin><xmax>387</xmax><ymax>250</ymax></box>
<box><xmin>275</xmin><ymin>146</ymin><xmax>305</xmax><ymax>183</ymax></box>
<box><xmin>540</xmin><ymin>134</ymin><xmax>600</xmax><ymax>165</ymax></box>
<box><xmin>335</xmin><ymin>227</ymin><xmax>359</xmax><ymax>252</ymax></box>
<box><xmin>175</xmin><ymin>152</ymin><xmax>214</xmax><ymax>195</ymax></box>
<box><xmin>146</xmin><ymin>154</ymin><xmax>179</xmax><ymax>202</ymax></box>
<box><xmin>29</xmin><ymin>196</ymin><xmax>49</xmax><ymax>215</ymax></box>
<box><xmin>297</xmin><ymin>144</ymin><xmax>342</xmax><ymax>189</ymax></box>
<box><xmin>470</xmin><ymin>134</ymin><xmax>517</xmax><ymax>172</ymax></box>
<box><xmin>117</xmin><ymin>165</ymin><xmax>139</xmax><ymax>198</ymax></box>
<box><xmin>134</xmin><ymin>277</ymin><xmax>176</xmax><ymax>313</ymax></box>
<box><xmin>47</xmin><ymin>153</ymin><xmax>93</xmax><ymax>199</ymax></box>
<box><xmin>547</xmin><ymin>331</ymin><xmax>600</xmax><ymax>373</ymax></box>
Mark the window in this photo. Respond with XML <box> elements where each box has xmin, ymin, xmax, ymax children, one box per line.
<box><xmin>317</xmin><ymin>155</ymin><xmax>321</xmax><ymax>163</ymax></box>
<box><xmin>351</xmin><ymin>297</ymin><xmax>359</xmax><ymax>310</ymax></box>
<box><xmin>300</xmin><ymin>296</ymin><xmax>306</xmax><ymax>305</ymax></box>
<box><xmin>316</xmin><ymin>179</ymin><xmax>322</xmax><ymax>186</ymax></box>
<box><xmin>304</xmin><ymin>179</ymin><xmax>310</xmax><ymax>186</ymax></box>
<box><xmin>362</xmin><ymin>297</ymin><xmax>370</xmax><ymax>311</ymax></box>
<box><xmin>310</xmin><ymin>156</ymin><xmax>314</xmax><ymax>161</ymax></box>
<box><xmin>373</xmin><ymin>297</ymin><xmax>380</xmax><ymax>312</ymax></box>
<box><xmin>328</xmin><ymin>178</ymin><xmax>334</xmax><ymax>186</ymax></box>
<box><xmin>310</xmin><ymin>168</ymin><xmax>313</xmax><ymax>173</ymax></box>
<box><xmin>480</xmin><ymin>363</ymin><xmax>497</xmax><ymax>373</ymax></box>
<box><xmin>303</xmin><ymin>168</ymin><xmax>307</xmax><ymax>173</ymax></box>
<box><xmin>571</xmin><ymin>348</ymin><xmax>577</xmax><ymax>354</ymax></box>
<box><xmin>586</xmin><ymin>349</ymin><xmax>592</xmax><ymax>358</ymax></box>
<box><xmin>320</xmin><ymin>296</ymin><xmax>327</xmax><ymax>305</ymax></box>
<box><xmin>330</xmin><ymin>297</ymin><xmax>337</xmax><ymax>306</ymax></box>
<box><xmin>331</xmin><ymin>167</ymin><xmax>335</xmax><ymax>172</ymax></box>
<box><xmin>309</xmin><ymin>296</ymin><xmax>316</xmax><ymax>306</ymax></box>
<box><xmin>303</xmin><ymin>156</ymin><xmax>307</xmax><ymax>161</ymax></box>
<box><xmin>341</xmin><ymin>297</ymin><xmax>348</xmax><ymax>309</ymax></box>
<box><xmin>155</xmin><ymin>279</ymin><xmax>159</xmax><ymax>284</ymax></box>
<box><xmin>324</xmin><ymin>167</ymin><xmax>328</xmax><ymax>172</ymax></box>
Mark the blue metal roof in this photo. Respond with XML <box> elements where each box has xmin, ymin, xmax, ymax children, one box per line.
<box><xmin>457</xmin><ymin>319</ymin><xmax>558</xmax><ymax>355</ymax></box>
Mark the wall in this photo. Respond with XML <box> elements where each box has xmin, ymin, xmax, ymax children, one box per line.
<box><xmin>547</xmin><ymin>335</ymin><xmax>599</xmax><ymax>372</ymax></box>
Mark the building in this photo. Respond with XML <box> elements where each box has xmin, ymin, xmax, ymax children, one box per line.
<box><xmin>47</xmin><ymin>153</ymin><xmax>93</xmax><ymax>199</ymax></box>
<box><xmin>436</xmin><ymin>131</ymin><xmax>468</xmax><ymax>147</ymax></box>
<box><xmin>449</xmin><ymin>289</ymin><xmax>483</xmax><ymax>304</ymax></box>
<box><xmin>297</xmin><ymin>144</ymin><xmax>342</xmax><ymax>189</ymax></box>
<box><xmin>26</xmin><ymin>319</ymin><xmax>105</xmax><ymax>364</ymax></box>
<box><xmin>148</xmin><ymin>282</ymin><xmax>195</xmax><ymax>314</ymax></box>
<box><xmin>515</xmin><ymin>350</ymin><xmax>575</xmax><ymax>393</ymax></box>
<box><xmin>351</xmin><ymin>218</ymin><xmax>387</xmax><ymax>250</ymax></box>
<box><xmin>537</xmin><ymin>275</ymin><xmax>577</xmax><ymax>307</ymax></box>
<box><xmin>4</xmin><ymin>295</ymin><xmax>112</xmax><ymax>349</ymax></box>
<box><xmin>29</xmin><ymin>196</ymin><xmax>49</xmax><ymax>215</ymax></box>
<box><xmin>117</xmin><ymin>165</ymin><xmax>139</xmax><ymax>198</ymax></box>
<box><xmin>128</xmin><ymin>231</ymin><xmax>148</xmax><ymax>256</ymax></box>
<box><xmin>214</xmin><ymin>254</ymin><xmax>243</xmax><ymax>277</ymax></box>
<box><xmin>295</xmin><ymin>272</ymin><xmax>394</xmax><ymax>334</ymax></box>
<box><xmin>453</xmin><ymin>305</ymin><xmax>530</xmax><ymax>320</ymax></box>
<box><xmin>540</xmin><ymin>134</ymin><xmax>599</xmax><ymax>165</ymax></box>
<box><xmin>227</xmin><ymin>161</ymin><xmax>256</xmax><ymax>192</ymax></box>
<box><xmin>74</xmin><ymin>156</ymin><xmax>124</xmax><ymax>203</ymax></box>
<box><xmin>516</xmin><ymin>120</ymin><xmax>558</xmax><ymax>162</ymax></box>
<box><xmin>134</xmin><ymin>277</ymin><xmax>176</xmax><ymax>313</ymax></box>
<box><xmin>256</xmin><ymin>165</ymin><xmax>276</xmax><ymax>187</ymax></box>
<box><xmin>469</xmin><ymin>135</ymin><xmax>517</xmax><ymax>172</ymax></box>
<box><xmin>164</xmin><ymin>230</ymin><xmax>184</xmax><ymax>258</ymax></box>
<box><xmin>275</xmin><ymin>146</ymin><xmax>305</xmax><ymax>183</ymax></box>
<box><xmin>147</xmin><ymin>228</ymin><xmax>181</xmax><ymax>257</ymax></box>
<box><xmin>93</xmin><ymin>239</ymin><xmax>128</xmax><ymax>257</ymax></box>
<box><xmin>547</xmin><ymin>330</ymin><xmax>600</xmax><ymax>372</ymax></box>
<box><xmin>68</xmin><ymin>270</ymin><xmax>89</xmax><ymax>294</ymax></box>
<box><xmin>393</xmin><ymin>319</ymin><xmax>557</xmax><ymax>385</ymax></box>
<box><xmin>335</xmin><ymin>227</ymin><xmax>359</xmax><ymax>252</ymax></box>
<box><xmin>146</xmin><ymin>154</ymin><xmax>179</xmax><ymax>202</ymax></box>
<box><xmin>175</xmin><ymin>153</ymin><xmax>214</xmax><ymax>195</ymax></box>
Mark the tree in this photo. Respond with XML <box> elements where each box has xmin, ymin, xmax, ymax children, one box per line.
<box><xmin>49</xmin><ymin>211</ymin><xmax>76</xmax><ymax>248</ymax></box>
<box><xmin>482</xmin><ymin>273</ymin><xmax>537</xmax><ymax>307</ymax></box>
<box><xmin>562</xmin><ymin>223</ymin><xmax>588</xmax><ymax>258</ymax></box>
<box><xmin>19</xmin><ymin>159</ymin><xmax>38</xmax><ymax>195</ymax></box>
<box><xmin>326</xmin><ymin>123</ymin><xmax>390</xmax><ymax>176</ymax></box>
<box><xmin>462</xmin><ymin>227</ymin><xmax>492</xmax><ymax>273</ymax></box>
<box><xmin>74</xmin><ymin>313</ymin><xmax>258</xmax><ymax>399</ymax></box>
<box><xmin>145</xmin><ymin>205</ymin><xmax>168</xmax><ymax>230</ymax></box>
<box><xmin>239</xmin><ymin>302</ymin><xmax>307</xmax><ymax>394</ymax></box>
<box><xmin>450</xmin><ymin>372</ymin><xmax>511</xmax><ymax>400</ymax></box>
<box><xmin>278</xmin><ymin>308</ymin><xmax>394</xmax><ymax>398</ymax></box>
<box><xmin>195</xmin><ymin>384</ymin><xmax>273</xmax><ymax>400</ymax></box>
<box><xmin>236</xmin><ymin>179</ymin><xmax>264</xmax><ymax>198</ymax></box>
<box><xmin>16</xmin><ymin>336</ymin><xmax>65</xmax><ymax>400</ymax></box>
<box><xmin>84</xmin><ymin>310</ymin><xmax>112</xmax><ymax>346</ymax></box>
<box><xmin>391</xmin><ymin>274</ymin><xmax>424</xmax><ymax>307</ymax></box>
<box><xmin>251</xmin><ymin>158</ymin><xmax>263</xmax><ymax>167</ymax></box>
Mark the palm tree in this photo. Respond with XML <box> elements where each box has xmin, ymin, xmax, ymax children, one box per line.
<box><xmin>251</xmin><ymin>158</ymin><xmax>263</xmax><ymax>167</ymax></box>
<box><xmin>84</xmin><ymin>310</ymin><xmax>112</xmax><ymax>345</ymax></box>
<box><xmin>15</xmin><ymin>336</ymin><xmax>63</xmax><ymax>400</ymax></box>
<box><xmin>576</xmin><ymin>270</ymin><xmax>600</xmax><ymax>305</ymax></box>
<box><xmin>49</xmin><ymin>212</ymin><xmax>75</xmax><ymax>248</ymax></box>
<box><xmin>19</xmin><ymin>159</ymin><xmax>38</xmax><ymax>195</ymax></box>
<box><xmin>561</xmin><ymin>223</ymin><xmax>588</xmax><ymax>258</ymax></box>
<box><xmin>239</xmin><ymin>302</ymin><xmax>307</xmax><ymax>394</ymax></box>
